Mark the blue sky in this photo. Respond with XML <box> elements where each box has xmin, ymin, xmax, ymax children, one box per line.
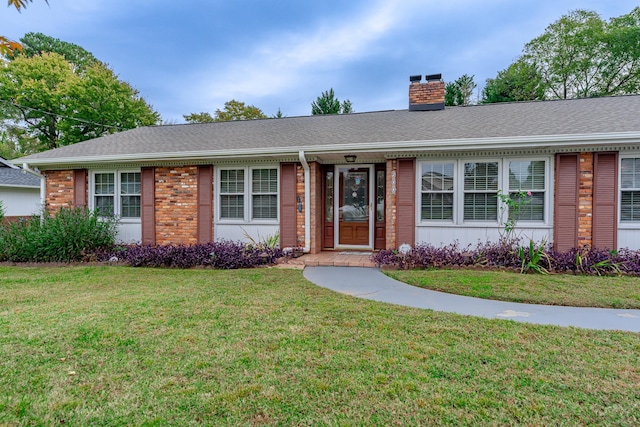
<box><xmin>1</xmin><ymin>0</ymin><xmax>638</xmax><ymax>123</ymax></box>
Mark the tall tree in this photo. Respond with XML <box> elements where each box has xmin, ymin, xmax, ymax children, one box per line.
<box><xmin>522</xmin><ymin>8</ymin><xmax>640</xmax><ymax>99</ymax></box>
<box><xmin>481</xmin><ymin>59</ymin><xmax>546</xmax><ymax>103</ymax></box>
<box><xmin>214</xmin><ymin>100</ymin><xmax>267</xmax><ymax>121</ymax></box>
<box><xmin>311</xmin><ymin>88</ymin><xmax>353</xmax><ymax>114</ymax></box>
<box><xmin>445</xmin><ymin>74</ymin><xmax>477</xmax><ymax>106</ymax></box>
<box><xmin>183</xmin><ymin>112</ymin><xmax>215</xmax><ymax>124</ymax></box>
<box><xmin>0</xmin><ymin>52</ymin><xmax>159</xmax><ymax>151</ymax></box>
<box><xmin>8</xmin><ymin>32</ymin><xmax>98</xmax><ymax>73</ymax></box>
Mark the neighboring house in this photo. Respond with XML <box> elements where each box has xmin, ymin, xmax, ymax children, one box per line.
<box><xmin>0</xmin><ymin>157</ymin><xmax>41</xmax><ymax>220</ymax></box>
<box><xmin>16</xmin><ymin>75</ymin><xmax>640</xmax><ymax>251</ymax></box>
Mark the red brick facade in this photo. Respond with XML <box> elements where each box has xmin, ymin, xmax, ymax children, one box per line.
<box><xmin>409</xmin><ymin>80</ymin><xmax>445</xmax><ymax>107</ymax></box>
<box><xmin>385</xmin><ymin>159</ymin><xmax>398</xmax><ymax>249</ymax></box>
<box><xmin>44</xmin><ymin>170</ymin><xmax>75</xmax><ymax>212</ymax></box>
<box><xmin>578</xmin><ymin>152</ymin><xmax>594</xmax><ymax>247</ymax></box>
<box><xmin>154</xmin><ymin>166</ymin><xmax>199</xmax><ymax>245</ymax></box>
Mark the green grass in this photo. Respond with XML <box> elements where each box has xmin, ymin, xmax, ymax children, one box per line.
<box><xmin>1</xmin><ymin>266</ymin><xmax>639</xmax><ymax>426</ymax></box>
<box><xmin>386</xmin><ymin>269</ymin><xmax>640</xmax><ymax>308</ymax></box>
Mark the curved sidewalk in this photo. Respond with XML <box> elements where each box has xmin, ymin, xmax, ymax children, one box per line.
<box><xmin>303</xmin><ymin>266</ymin><xmax>640</xmax><ymax>333</ymax></box>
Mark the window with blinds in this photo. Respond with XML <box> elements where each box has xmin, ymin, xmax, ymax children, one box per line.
<box><xmin>621</xmin><ymin>158</ymin><xmax>640</xmax><ymax>222</ymax></box>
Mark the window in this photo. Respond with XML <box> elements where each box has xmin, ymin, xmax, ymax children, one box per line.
<box><xmin>220</xmin><ymin>169</ymin><xmax>245</xmax><ymax>219</ymax></box>
<box><xmin>420</xmin><ymin>162</ymin><xmax>454</xmax><ymax>220</ymax></box>
<box><xmin>621</xmin><ymin>158</ymin><xmax>640</xmax><ymax>222</ymax></box>
<box><xmin>463</xmin><ymin>162</ymin><xmax>498</xmax><ymax>221</ymax></box>
<box><xmin>508</xmin><ymin>160</ymin><xmax>545</xmax><ymax>221</ymax></box>
<box><xmin>92</xmin><ymin>171</ymin><xmax>140</xmax><ymax>218</ymax></box>
<box><xmin>218</xmin><ymin>166</ymin><xmax>278</xmax><ymax>221</ymax></box>
<box><xmin>252</xmin><ymin>168</ymin><xmax>278</xmax><ymax>219</ymax></box>
<box><xmin>418</xmin><ymin>157</ymin><xmax>549</xmax><ymax>226</ymax></box>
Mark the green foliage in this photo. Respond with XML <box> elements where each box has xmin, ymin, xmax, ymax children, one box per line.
<box><xmin>311</xmin><ymin>88</ymin><xmax>353</xmax><ymax>114</ymax></box>
<box><xmin>519</xmin><ymin>239</ymin><xmax>550</xmax><ymax>274</ymax></box>
<box><xmin>575</xmin><ymin>247</ymin><xmax>623</xmax><ymax>276</ymax></box>
<box><xmin>271</xmin><ymin>108</ymin><xmax>286</xmax><ymax>119</ymax></box>
<box><xmin>183</xmin><ymin>112</ymin><xmax>215</xmax><ymax>123</ymax></box>
<box><xmin>444</xmin><ymin>74</ymin><xmax>476</xmax><ymax>106</ymax></box>
<box><xmin>241</xmin><ymin>226</ymin><xmax>280</xmax><ymax>249</ymax></box>
<box><xmin>496</xmin><ymin>190</ymin><xmax>532</xmax><ymax>237</ymax></box>
<box><xmin>0</xmin><ymin>207</ymin><xmax>118</xmax><ymax>262</ymax></box>
<box><xmin>482</xmin><ymin>59</ymin><xmax>546</xmax><ymax>103</ymax></box>
<box><xmin>523</xmin><ymin>7</ymin><xmax>640</xmax><ymax>99</ymax></box>
<box><xmin>0</xmin><ymin>200</ymin><xmax>5</xmax><ymax>222</ymax></box>
<box><xmin>7</xmin><ymin>32</ymin><xmax>98</xmax><ymax>73</ymax></box>
<box><xmin>0</xmin><ymin>47</ymin><xmax>160</xmax><ymax>151</ymax></box>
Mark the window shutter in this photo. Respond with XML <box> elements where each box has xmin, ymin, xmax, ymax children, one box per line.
<box><xmin>197</xmin><ymin>165</ymin><xmax>214</xmax><ymax>243</ymax></box>
<box><xmin>280</xmin><ymin>163</ymin><xmax>297</xmax><ymax>248</ymax></box>
<box><xmin>141</xmin><ymin>167</ymin><xmax>155</xmax><ymax>245</ymax></box>
<box><xmin>554</xmin><ymin>154</ymin><xmax>579</xmax><ymax>251</ymax></box>
<box><xmin>73</xmin><ymin>169</ymin><xmax>87</xmax><ymax>207</ymax></box>
<box><xmin>396</xmin><ymin>158</ymin><xmax>416</xmax><ymax>247</ymax></box>
<box><xmin>592</xmin><ymin>152</ymin><xmax>618</xmax><ymax>250</ymax></box>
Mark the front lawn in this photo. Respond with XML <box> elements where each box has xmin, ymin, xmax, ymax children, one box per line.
<box><xmin>386</xmin><ymin>269</ymin><xmax>640</xmax><ymax>308</ymax></box>
<box><xmin>1</xmin><ymin>266</ymin><xmax>639</xmax><ymax>426</ymax></box>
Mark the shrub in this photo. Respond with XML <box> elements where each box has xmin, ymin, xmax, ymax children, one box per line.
<box><xmin>372</xmin><ymin>240</ymin><xmax>640</xmax><ymax>276</ymax></box>
<box><xmin>101</xmin><ymin>240</ymin><xmax>283</xmax><ymax>269</ymax></box>
<box><xmin>0</xmin><ymin>207</ymin><xmax>119</xmax><ymax>262</ymax></box>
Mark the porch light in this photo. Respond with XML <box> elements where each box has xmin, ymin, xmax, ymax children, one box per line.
<box><xmin>344</xmin><ymin>155</ymin><xmax>357</xmax><ymax>163</ymax></box>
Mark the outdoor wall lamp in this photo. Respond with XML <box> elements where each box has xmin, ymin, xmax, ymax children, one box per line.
<box><xmin>344</xmin><ymin>155</ymin><xmax>357</xmax><ymax>163</ymax></box>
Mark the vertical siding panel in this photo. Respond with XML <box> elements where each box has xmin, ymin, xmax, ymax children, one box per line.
<box><xmin>141</xmin><ymin>167</ymin><xmax>155</xmax><ymax>245</ymax></box>
<box><xmin>197</xmin><ymin>165</ymin><xmax>214</xmax><ymax>243</ymax></box>
<box><xmin>554</xmin><ymin>154</ymin><xmax>579</xmax><ymax>251</ymax></box>
<box><xmin>73</xmin><ymin>169</ymin><xmax>87</xmax><ymax>207</ymax></box>
<box><xmin>396</xmin><ymin>158</ymin><xmax>415</xmax><ymax>247</ymax></box>
<box><xmin>280</xmin><ymin>163</ymin><xmax>297</xmax><ymax>248</ymax></box>
<box><xmin>592</xmin><ymin>152</ymin><xmax>618</xmax><ymax>250</ymax></box>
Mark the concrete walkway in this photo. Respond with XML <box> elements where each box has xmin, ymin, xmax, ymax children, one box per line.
<box><xmin>303</xmin><ymin>266</ymin><xmax>640</xmax><ymax>333</ymax></box>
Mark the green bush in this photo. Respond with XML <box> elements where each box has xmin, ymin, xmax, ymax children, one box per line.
<box><xmin>0</xmin><ymin>207</ymin><xmax>119</xmax><ymax>262</ymax></box>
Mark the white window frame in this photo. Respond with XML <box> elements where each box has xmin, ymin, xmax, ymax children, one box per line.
<box><xmin>89</xmin><ymin>170</ymin><xmax>141</xmax><ymax>223</ymax></box>
<box><xmin>619</xmin><ymin>153</ymin><xmax>640</xmax><ymax>228</ymax></box>
<box><xmin>419</xmin><ymin>160</ymin><xmax>456</xmax><ymax>223</ymax></box>
<box><xmin>216</xmin><ymin>165</ymin><xmax>279</xmax><ymax>223</ymax></box>
<box><xmin>417</xmin><ymin>156</ymin><xmax>551</xmax><ymax>228</ymax></box>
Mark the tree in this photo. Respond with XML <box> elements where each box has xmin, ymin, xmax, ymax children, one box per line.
<box><xmin>0</xmin><ymin>52</ymin><xmax>160</xmax><ymax>151</ymax></box>
<box><xmin>271</xmin><ymin>108</ymin><xmax>285</xmax><ymax>119</ymax></box>
<box><xmin>7</xmin><ymin>32</ymin><xmax>98</xmax><ymax>73</ymax></box>
<box><xmin>183</xmin><ymin>112</ymin><xmax>215</xmax><ymax>124</ymax></box>
<box><xmin>311</xmin><ymin>88</ymin><xmax>353</xmax><ymax>115</ymax></box>
<box><xmin>445</xmin><ymin>74</ymin><xmax>477</xmax><ymax>106</ymax></box>
<box><xmin>214</xmin><ymin>100</ymin><xmax>267</xmax><ymax>121</ymax></box>
<box><xmin>482</xmin><ymin>59</ymin><xmax>546</xmax><ymax>103</ymax></box>
<box><xmin>522</xmin><ymin>8</ymin><xmax>640</xmax><ymax>99</ymax></box>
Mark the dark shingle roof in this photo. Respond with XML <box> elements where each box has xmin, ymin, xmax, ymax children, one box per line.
<box><xmin>18</xmin><ymin>95</ymin><xmax>640</xmax><ymax>164</ymax></box>
<box><xmin>0</xmin><ymin>167</ymin><xmax>40</xmax><ymax>187</ymax></box>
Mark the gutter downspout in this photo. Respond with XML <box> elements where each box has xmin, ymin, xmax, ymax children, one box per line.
<box><xmin>22</xmin><ymin>162</ymin><xmax>46</xmax><ymax>214</ymax></box>
<box><xmin>298</xmin><ymin>151</ymin><xmax>311</xmax><ymax>253</ymax></box>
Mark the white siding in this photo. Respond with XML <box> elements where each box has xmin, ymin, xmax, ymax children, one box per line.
<box><xmin>618</xmin><ymin>227</ymin><xmax>640</xmax><ymax>250</ymax></box>
<box><xmin>0</xmin><ymin>187</ymin><xmax>41</xmax><ymax>216</ymax></box>
<box><xmin>416</xmin><ymin>225</ymin><xmax>553</xmax><ymax>248</ymax></box>
<box><xmin>116</xmin><ymin>222</ymin><xmax>141</xmax><ymax>244</ymax></box>
<box><xmin>215</xmin><ymin>223</ymin><xmax>280</xmax><ymax>245</ymax></box>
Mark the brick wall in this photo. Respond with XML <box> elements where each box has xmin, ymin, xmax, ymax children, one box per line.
<box><xmin>44</xmin><ymin>170</ymin><xmax>74</xmax><ymax>212</ymax></box>
<box><xmin>409</xmin><ymin>80</ymin><xmax>445</xmax><ymax>109</ymax></box>
<box><xmin>296</xmin><ymin>164</ymin><xmax>305</xmax><ymax>247</ymax></box>
<box><xmin>155</xmin><ymin>166</ymin><xmax>198</xmax><ymax>245</ymax></box>
<box><xmin>385</xmin><ymin>159</ymin><xmax>397</xmax><ymax>249</ymax></box>
<box><xmin>578</xmin><ymin>152</ymin><xmax>594</xmax><ymax>247</ymax></box>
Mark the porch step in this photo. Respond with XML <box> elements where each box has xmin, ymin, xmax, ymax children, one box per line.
<box><xmin>279</xmin><ymin>251</ymin><xmax>377</xmax><ymax>268</ymax></box>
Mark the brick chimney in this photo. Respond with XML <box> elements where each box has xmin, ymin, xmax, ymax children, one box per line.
<box><xmin>409</xmin><ymin>74</ymin><xmax>445</xmax><ymax>111</ymax></box>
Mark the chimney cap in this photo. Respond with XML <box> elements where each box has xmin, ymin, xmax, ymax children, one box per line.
<box><xmin>409</xmin><ymin>75</ymin><xmax>422</xmax><ymax>83</ymax></box>
<box><xmin>425</xmin><ymin>73</ymin><xmax>442</xmax><ymax>82</ymax></box>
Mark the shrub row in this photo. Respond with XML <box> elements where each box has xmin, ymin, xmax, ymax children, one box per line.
<box><xmin>0</xmin><ymin>208</ymin><xmax>118</xmax><ymax>262</ymax></box>
<box><xmin>100</xmin><ymin>241</ymin><xmax>283</xmax><ymax>269</ymax></box>
<box><xmin>372</xmin><ymin>240</ymin><xmax>640</xmax><ymax>276</ymax></box>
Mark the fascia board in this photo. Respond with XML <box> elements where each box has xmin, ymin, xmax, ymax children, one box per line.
<box><xmin>20</xmin><ymin>131</ymin><xmax>640</xmax><ymax>168</ymax></box>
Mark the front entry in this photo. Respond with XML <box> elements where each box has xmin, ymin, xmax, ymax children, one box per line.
<box><xmin>338</xmin><ymin>167</ymin><xmax>371</xmax><ymax>246</ymax></box>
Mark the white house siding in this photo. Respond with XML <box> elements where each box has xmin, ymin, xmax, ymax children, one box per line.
<box><xmin>617</xmin><ymin>227</ymin><xmax>640</xmax><ymax>251</ymax></box>
<box><xmin>116</xmin><ymin>222</ymin><xmax>142</xmax><ymax>244</ymax></box>
<box><xmin>415</xmin><ymin>225</ymin><xmax>553</xmax><ymax>249</ymax></box>
<box><xmin>0</xmin><ymin>187</ymin><xmax>41</xmax><ymax>216</ymax></box>
<box><xmin>215</xmin><ymin>223</ymin><xmax>280</xmax><ymax>245</ymax></box>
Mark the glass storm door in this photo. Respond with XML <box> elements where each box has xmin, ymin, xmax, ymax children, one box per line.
<box><xmin>338</xmin><ymin>167</ymin><xmax>371</xmax><ymax>246</ymax></box>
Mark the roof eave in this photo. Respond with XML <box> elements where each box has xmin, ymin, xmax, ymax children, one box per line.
<box><xmin>19</xmin><ymin>131</ymin><xmax>640</xmax><ymax>168</ymax></box>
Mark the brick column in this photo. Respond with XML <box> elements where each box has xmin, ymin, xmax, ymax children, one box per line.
<box><xmin>578</xmin><ymin>152</ymin><xmax>594</xmax><ymax>247</ymax></box>
<box><xmin>308</xmin><ymin>161</ymin><xmax>322</xmax><ymax>254</ymax></box>
<box><xmin>44</xmin><ymin>170</ymin><xmax>74</xmax><ymax>212</ymax></box>
<box><xmin>385</xmin><ymin>159</ymin><xmax>397</xmax><ymax>249</ymax></box>
<box><xmin>295</xmin><ymin>164</ymin><xmax>305</xmax><ymax>247</ymax></box>
<box><xmin>155</xmin><ymin>166</ymin><xmax>198</xmax><ymax>245</ymax></box>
